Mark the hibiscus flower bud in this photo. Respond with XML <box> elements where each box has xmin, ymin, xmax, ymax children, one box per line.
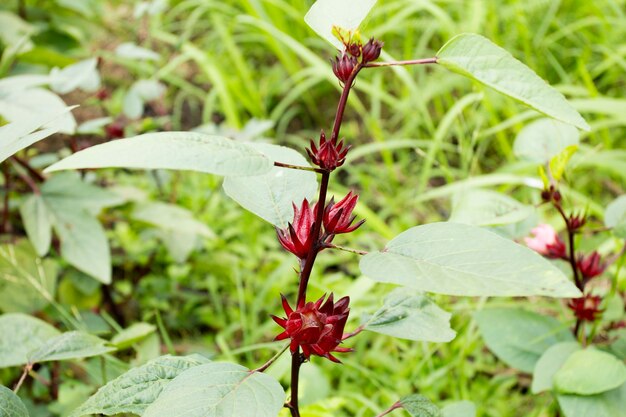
<box><xmin>568</xmin><ymin>213</ymin><xmax>587</xmax><ymax>231</ymax></box>
<box><xmin>332</xmin><ymin>54</ymin><xmax>358</xmax><ymax>84</ymax></box>
<box><xmin>306</xmin><ymin>130</ymin><xmax>350</xmax><ymax>171</ymax></box>
<box><xmin>276</xmin><ymin>199</ymin><xmax>316</xmax><ymax>259</ymax></box>
<box><xmin>567</xmin><ymin>294</ymin><xmax>603</xmax><ymax>322</ymax></box>
<box><xmin>272</xmin><ymin>293</ymin><xmax>353</xmax><ymax>363</ymax></box>
<box><xmin>524</xmin><ymin>224</ymin><xmax>567</xmax><ymax>259</ymax></box>
<box><xmin>105</xmin><ymin>122</ymin><xmax>125</xmax><ymax>139</ymax></box>
<box><xmin>323</xmin><ymin>191</ymin><xmax>365</xmax><ymax>235</ymax></box>
<box><xmin>576</xmin><ymin>251</ymin><xmax>605</xmax><ymax>280</ymax></box>
<box><xmin>347</xmin><ymin>42</ymin><xmax>361</xmax><ymax>58</ymax></box>
<box><xmin>361</xmin><ymin>38</ymin><xmax>383</xmax><ymax>63</ymax></box>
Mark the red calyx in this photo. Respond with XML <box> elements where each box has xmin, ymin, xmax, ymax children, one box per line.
<box><xmin>306</xmin><ymin>130</ymin><xmax>350</xmax><ymax>171</ymax></box>
<box><xmin>577</xmin><ymin>251</ymin><xmax>606</xmax><ymax>281</ymax></box>
<box><xmin>361</xmin><ymin>38</ymin><xmax>383</xmax><ymax>63</ymax></box>
<box><xmin>105</xmin><ymin>122</ymin><xmax>125</xmax><ymax>139</ymax></box>
<box><xmin>568</xmin><ymin>294</ymin><xmax>603</xmax><ymax>322</ymax></box>
<box><xmin>332</xmin><ymin>54</ymin><xmax>358</xmax><ymax>84</ymax></box>
<box><xmin>568</xmin><ymin>213</ymin><xmax>587</xmax><ymax>231</ymax></box>
<box><xmin>276</xmin><ymin>199</ymin><xmax>316</xmax><ymax>259</ymax></box>
<box><xmin>323</xmin><ymin>191</ymin><xmax>364</xmax><ymax>236</ymax></box>
<box><xmin>272</xmin><ymin>293</ymin><xmax>352</xmax><ymax>363</ymax></box>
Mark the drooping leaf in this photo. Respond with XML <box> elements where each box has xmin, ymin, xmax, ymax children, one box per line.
<box><xmin>399</xmin><ymin>394</ymin><xmax>442</xmax><ymax>417</ymax></box>
<box><xmin>554</xmin><ymin>349</ymin><xmax>626</xmax><ymax>395</ymax></box>
<box><xmin>605</xmin><ymin>195</ymin><xmax>626</xmax><ymax>239</ymax></box>
<box><xmin>0</xmin><ymin>313</ymin><xmax>60</xmax><ymax>368</ymax></box>
<box><xmin>531</xmin><ymin>342</ymin><xmax>581</xmax><ymax>394</ymax></box>
<box><xmin>223</xmin><ymin>143</ymin><xmax>318</xmax><ymax>227</ymax></box>
<box><xmin>362</xmin><ymin>288</ymin><xmax>456</xmax><ymax>343</ymax></box>
<box><xmin>19</xmin><ymin>195</ymin><xmax>52</xmax><ymax>256</ymax></box>
<box><xmin>110</xmin><ymin>323</ymin><xmax>157</xmax><ymax>349</ymax></box>
<box><xmin>557</xmin><ymin>383</ymin><xmax>625</xmax><ymax>417</ymax></box>
<box><xmin>28</xmin><ymin>331</ymin><xmax>116</xmax><ymax>363</ymax></box>
<box><xmin>359</xmin><ymin>222</ymin><xmax>580</xmax><ymax>297</ymax></box>
<box><xmin>0</xmin><ymin>88</ymin><xmax>76</xmax><ymax>134</ymax></box>
<box><xmin>449</xmin><ymin>189</ymin><xmax>533</xmax><ymax>226</ymax></box>
<box><xmin>304</xmin><ymin>0</ymin><xmax>377</xmax><ymax>49</ymax></box>
<box><xmin>0</xmin><ymin>385</ymin><xmax>29</xmax><ymax>417</ymax></box>
<box><xmin>474</xmin><ymin>308</ymin><xmax>575</xmax><ymax>373</ymax></box>
<box><xmin>441</xmin><ymin>401</ymin><xmax>476</xmax><ymax>417</ymax></box>
<box><xmin>45</xmin><ymin>132</ymin><xmax>273</xmax><ymax>177</ymax></box>
<box><xmin>142</xmin><ymin>362</ymin><xmax>285</xmax><ymax>417</ymax></box>
<box><xmin>70</xmin><ymin>355</ymin><xmax>210</xmax><ymax>417</ymax></box>
<box><xmin>436</xmin><ymin>34</ymin><xmax>589</xmax><ymax>131</ymax></box>
<box><xmin>0</xmin><ymin>241</ymin><xmax>58</xmax><ymax>313</ymax></box>
<box><xmin>513</xmin><ymin>118</ymin><xmax>580</xmax><ymax>163</ymax></box>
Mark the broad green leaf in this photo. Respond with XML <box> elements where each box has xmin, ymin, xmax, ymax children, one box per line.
<box><xmin>45</xmin><ymin>132</ymin><xmax>273</xmax><ymax>176</ymax></box>
<box><xmin>0</xmin><ymin>11</ymin><xmax>34</xmax><ymax>53</ymax></box>
<box><xmin>0</xmin><ymin>88</ymin><xmax>76</xmax><ymax>134</ymax></box>
<box><xmin>28</xmin><ymin>331</ymin><xmax>116</xmax><ymax>363</ymax></box>
<box><xmin>0</xmin><ymin>385</ymin><xmax>29</xmax><ymax>417</ymax></box>
<box><xmin>557</xmin><ymin>383</ymin><xmax>625</xmax><ymax>417</ymax></box>
<box><xmin>142</xmin><ymin>362</ymin><xmax>285</xmax><ymax>417</ymax></box>
<box><xmin>70</xmin><ymin>355</ymin><xmax>210</xmax><ymax>417</ymax></box>
<box><xmin>513</xmin><ymin>118</ymin><xmax>580</xmax><ymax>163</ymax></box>
<box><xmin>304</xmin><ymin>0</ymin><xmax>377</xmax><ymax>49</ymax></box>
<box><xmin>399</xmin><ymin>394</ymin><xmax>441</xmax><ymax>417</ymax></box>
<box><xmin>554</xmin><ymin>349</ymin><xmax>626</xmax><ymax>395</ymax></box>
<box><xmin>441</xmin><ymin>401</ymin><xmax>476</xmax><ymax>417</ymax></box>
<box><xmin>474</xmin><ymin>308</ymin><xmax>575</xmax><ymax>373</ymax></box>
<box><xmin>223</xmin><ymin>143</ymin><xmax>318</xmax><ymax>227</ymax></box>
<box><xmin>436</xmin><ymin>34</ymin><xmax>589</xmax><ymax>131</ymax></box>
<box><xmin>359</xmin><ymin>222</ymin><xmax>580</xmax><ymax>297</ymax></box>
<box><xmin>50</xmin><ymin>58</ymin><xmax>100</xmax><ymax>94</ymax></box>
<box><xmin>20</xmin><ymin>195</ymin><xmax>52</xmax><ymax>256</ymax></box>
<box><xmin>0</xmin><ymin>241</ymin><xmax>57</xmax><ymax>313</ymax></box>
<box><xmin>449</xmin><ymin>189</ymin><xmax>533</xmax><ymax>226</ymax></box>
<box><xmin>111</xmin><ymin>322</ymin><xmax>157</xmax><ymax>349</ymax></box>
<box><xmin>606</xmin><ymin>329</ymin><xmax>626</xmax><ymax>361</ymax></box>
<box><xmin>531</xmin><ymin>342</ymin><xmax>581</xmax><ymax>394</ymax></box>
<box><xmin>605</xmin><ymin>195</ymin><xmax>626</xmax><ymax>239</ymax></box>
<box><xmin>362</xmin><ymin>288</ymin><xmax>456</xmax><ymax>343</ymax></box>
<box><xmin>0</xmin><ymin>313</ymin><xmax>60</xmax><ymax>368</ymax></box>
<box><xmin>549</xmin><ymin>145</ymin><xmax>578</xmax><ymax>181</ymax></box>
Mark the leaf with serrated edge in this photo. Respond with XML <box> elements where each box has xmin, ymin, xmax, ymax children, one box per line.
<box><xmin>28</xmin><ymin>331</ymin><xmax>116</xmax><ymax>363</ymax></box>
<box><xmin>44</xmin><ymin>132</ymin><xmax>273</xmax><ymax>176</ymax></box>
<box><xmin>359</xmin><ymin>222</ymin><xmax>580</xmax><ymax>297</ymax></box>
<box><xmin>0</xmin><ymin>313</ymin><xmax>60</xmax><ymax>368</ymax></box>
<box><xmin>70</xmin><ymin>355</ymin><xmax>210</xmax><ymax>417</ymax></box>
<box><xmin>437</xmin><ymin>34</ymin><xmax>589</xmax><ymax>131</ymax></box>
<box><xmin>400</xmin><ymin>394</ymin><xmax>442</xmax><ymax>417</ymax></box>
<box><xmin>0</xmin><ymin>385</ymin><xmax>29</xmax><ymax>417</ymax></box>
<box><xmin>142</xmin><ymin>362</ymin><xmax>285</xmax><ymax>417</ymax></box>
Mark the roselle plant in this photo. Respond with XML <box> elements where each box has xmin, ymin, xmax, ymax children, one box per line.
<box><xmin>2</xmin><ymin>0</ymin><xmax>614</xmax><ymax>416</ymax></box>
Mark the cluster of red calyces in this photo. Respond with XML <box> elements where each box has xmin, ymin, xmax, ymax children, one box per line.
<box><xmin>567</xmin><ymin>294</ymin><xmax>603</xmax><ymax>322</ymax></box>
<box><xmin>306</xmin><ymin>130</ymin><xmax>349</xmax><ymax>171</ymax></box>
<box><xmin>272</xmin><ymin>293</ymin><xmax>352</xmax><ymax>362</ymax></box>
<box><xmin>577</xmin><ymin>251</ymin><xmax>606</xmax><ymax>282</ymax></box>
<box><xmin>332</xmin><ymin>38</ymin><xmax>384</xmax><ymax>84</ymax></box>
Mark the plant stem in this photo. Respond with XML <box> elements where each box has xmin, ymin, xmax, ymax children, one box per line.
<box><xmin>342</xmin><ymin>324</ymin><xmax>365</xmax><ymax>340</ymax></box>
<box><xmin>11</xmin><ymin>156</ymin><xmax>45</xmax><ymax>182</ymax></box>
<box><xmin>13</xmin><ymin>363</ymin><xmax>32</xmax><ymax>393</ymax></box>
<box><xmin>364</xmin><ymin>57</ymin><xmax>438</xmax><ymax>68</ymax></box>
<box><xmin>375</xmin><ymin>402</ymin><xmax>402</xmax><ymax>417</ymax></box>
<box><xmin>253</xmin><ymin>343</ymin><xmax>289</xmax><ymax>373</ymax></box>
<box><xmin>274</xmin><ymin>161</ymin><xmax>325</xmax><ymax>173</ymax></box>
<box><xmin>10</xmin><ymin>159</ymin><xmax>41</xmax><ymax>195</ymax></box>
<box><xmin>325</xmin><ymin>243</ymin><xmax>368</xmax><ymax>255</ymax></box>
<box><xmin>554</xmin><ymin>203</ymin><xmax>582</xmax><ymax>290</ymax></box>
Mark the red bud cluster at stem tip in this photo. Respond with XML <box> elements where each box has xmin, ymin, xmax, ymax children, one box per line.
<box><xmin>524</xmin><ymin>224</ymin><xmax>567</xmax><ymax>259</ymax></box>
<box><xmin>361</xmin><ymin>38</ymin><xmax>383</xmax><ymax>63</ymax></box>
<box><xmin>332</xmin><ymin>54</ymin><xmax>358</xmax><ymax>84</ymax></box>
<box><xmin>306</xmin><ymin>130</ymin><xmax>350</xmax><ymax>171</ymax></box>
<box><xmin>568</xmin><ymin>213</ymin><xmax>587</xmax><ymax>231</ymax></box>
<box><xmin>272</xmin><ymin>293</ymin><xmax>352</xmax><ymax>363</ymax></box>
<box><xmin>577</xmin><ymin>251</ymin><xmax>606</xmax><ymax>280</ymax></box>
<box><xmin>568</xmin><ymin>294</ymin><xmax>603</xmax><ymax>322</ymax></box>
<box><xmin>276</xmin><ymin>199</ymin><xmax>316</xmax><ymax>259</ymax></box>
<box><xmin>323</xmin><ymin>192</ymin><xmax>365</xmax><ymax>235</ymax></box>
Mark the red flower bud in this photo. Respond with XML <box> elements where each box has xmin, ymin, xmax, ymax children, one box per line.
<box><xmin>567</xmin><ymin>294</ymin><xmax>603</xmax><ymax>322</ymax></box>
<box><xmin>332</xmin><ymin>54</ymin><xmax>358</xmax><ymax>84</ymax></box>
<box><xmin>272</xmin><ymin>293</ymin><xmax>352</xmax><ymax>363</ymax></box>
<box><xmin>524</xmin><ymin>224</ymin><xmax>567</xmax><ymax>259</ymax></box>
<box><xmin>105</xmin><ymin>122</ymin><xmax>125</xmax><ymax>139</ymax></box>
<box><xmin>276</xmin><ymin>199</ymin><xmax>316</xmax><ymax>259</ymax></box>
<box><xmin>568</xmin><ymin>213</ymin><xmax>586</xmax><ymax>231</ymax></box>
<box><xmin>95</xmin><ymin>88</ymin><xmax>110</xmax><ymax>100</ymax></box>
<box><xmin>323</xmin><ymin>191</ymin><xmax>364</xmax><ymax>235</ymax></box>
<box><xmin>577</xmin><ymin>251</ymin><xmax>605</xmax><ymax>280</ymax></box>
<box><xmin>347</xmin><ymin>42</ymin><xmax>361</xmax><ymax>58</ymax></box>
<box><xmin>306</xmin><ymin>130</ymin><xmax>350</xmax><ymax>171</ymax></box>
<box><xmin>361</xmin><ymin>38</ymin><xmax>383</xmax><ymax>63</ymax></box>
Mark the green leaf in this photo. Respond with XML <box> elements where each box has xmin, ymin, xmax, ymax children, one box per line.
<box><xmin>111</xmin><ymin>322</ymin><xmax>157</xmax><ymax>349</ymax></box>
<box><xmin>557</xmin><ymin>383</ymin><xmax>625</xmax><ymax>417</ymax></box>
<box><xmin>132</xmin><ymin>202</ymin><xmax>213</xmax><ymax>237</ymax></box>
<box><xmin>549</xmin><ymin>145</ymin><xmax>578</xmax><ymax>182</ymax></box>
<box><xmin>605</xmin><ymin>195</ymin><xmax>626</xmax><ymax>239</ymax></box>
<box><xmin>28</xmin><ymin>331</ymin><xmax>116</xmax><ymax>363</ymax></box>
<box><xmin>449</xmin><ymin>189</ymin><xmax>533</xmax><ymax>227</ymax></box>
<box><xmin>70</xmin><ymin>355</ymin><xmax>210</xmax><ymax>417</ymax></box>
<box><xmin>0</xmin><ymin>241</ymin><xmax>58</xmax><ymax>314</ymax></box>
<box><xmin>304</xmin><ymin>0</ymin><xmax>377</xmax><ymax>49</ymax></box>
<box><xmin>44</xmin><ymin>132</ymin><xmax>273</xmax><ymax>176</ymax></box>
<box><xmin>0</xmin><ymin>385</ymin><xmax>29</xmax><ymax>417</ymax></box>
<box><xmin>363</xmin><ymin>288</ymin><xmax>456</xmax><ymax>343</ymax></box>
<box><xmin>142</xmin><ymin>362</ymin><xmax>285</xmax><ymax>417</ymax></box>
<box><xmin>20</xmin><ymin>195</ymin><xmax>52</xmax><ymax>256</ymax></box>
<box><xmin>359</xmin><ymin>222</ymin><xmax>580</xmax><ymax>297</ymax></box>
<box><xmin>0</xmin><ymin>313</ymin><xmax>60</xmax><ymax>368</ymax></box>
<box><xmin>399</xmin><ymin>394</ymin><xmax>442</xmax><ymax>417</ymax></box>
<box><xmin>0</xmin><ymin>88</ymin><xmax>77</xmax><ymax>134</ymax></box>
<box><xmin>531</xmin><ymin>342</ymin><xmax>581</xmax><ymax>394</ymax></box>
<box><xmin>441</xmin><ymin>401</ymin><xmax>476</xmax><ymax>417</ymax></box>
<box><xmin>436</xmin><ymin>34</ymin><xmax>589</xmax><ymax>131</ymax></box>
<box><xmin>513</xmin><ymin>118</ymin><xmax>580</xmax><ymax>163</ymax></box>
<box><xmin>554</xmin><ymin>349</ymin><xmax>626</xmax><ymax>395</ymax></box>
<box><xmin>50</xmin><ymin>58</ymin><xmax>100</xmax><ymax>94</ymax></box>
<box><xmin>474</xmin><ymin>308</ymin><xmax>575</xmax><ymax>373</ymax></box>
<box><xmin>223</xmin><ymin>143</ymin><xmax>318</xmax><ymax>227</ymax></box>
